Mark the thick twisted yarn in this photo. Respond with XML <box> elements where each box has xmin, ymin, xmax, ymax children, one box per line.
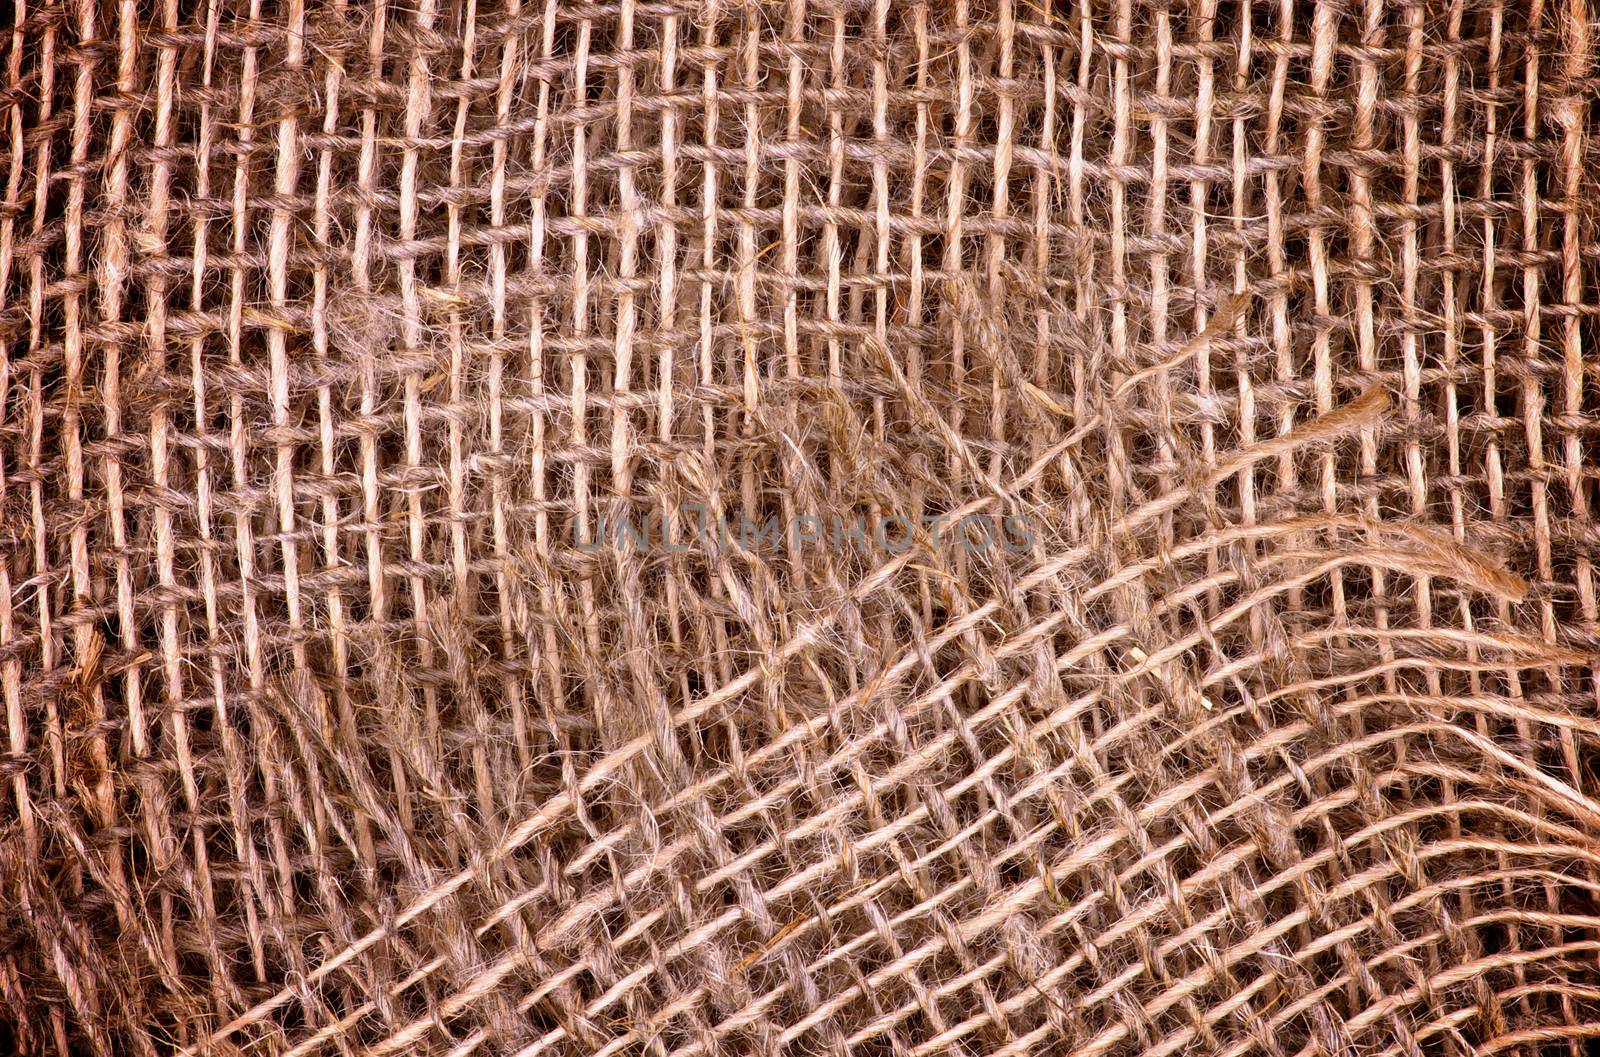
<box><xmin>4</xmin><ymin>1</ymin><xmax>1600</xmax><ymax>1055</ymax></box>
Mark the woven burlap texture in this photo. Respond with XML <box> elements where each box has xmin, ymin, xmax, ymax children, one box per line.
<box><xmin>5</xmin><ymin>0</ymin><xmax>1600</xmax><ymax>1054</ymax></box>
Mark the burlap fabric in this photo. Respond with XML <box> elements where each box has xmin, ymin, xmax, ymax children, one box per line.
<box><xmin>5</xmin><ymin>0</ymin><xmax>1600</xmax><ymax>1054</ymax></box>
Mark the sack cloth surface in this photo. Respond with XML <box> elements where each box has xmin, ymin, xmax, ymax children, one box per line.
<box><xmin>4</xmin><ymin>0</ymin><xmax>1600</xmax><ymax>1054</ymax></box>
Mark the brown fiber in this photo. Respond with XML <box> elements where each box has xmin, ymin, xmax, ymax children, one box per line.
<box><xmin>5</xmin><ymin>1</ymin><xmax>1600</xmax><ymax>1055</ymax></box>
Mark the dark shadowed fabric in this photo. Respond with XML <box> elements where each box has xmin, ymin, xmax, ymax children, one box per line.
<box><xmin>5</xmin><ymin>0</ymin><xmax>1600</xmax><ymax>1054</ymax></box>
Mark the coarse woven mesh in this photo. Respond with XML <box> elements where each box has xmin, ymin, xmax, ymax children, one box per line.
<box><xmin>5</xmin><ymin>0</ymin><xmax>1600</xmax><ymax>1054</ymax></box>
